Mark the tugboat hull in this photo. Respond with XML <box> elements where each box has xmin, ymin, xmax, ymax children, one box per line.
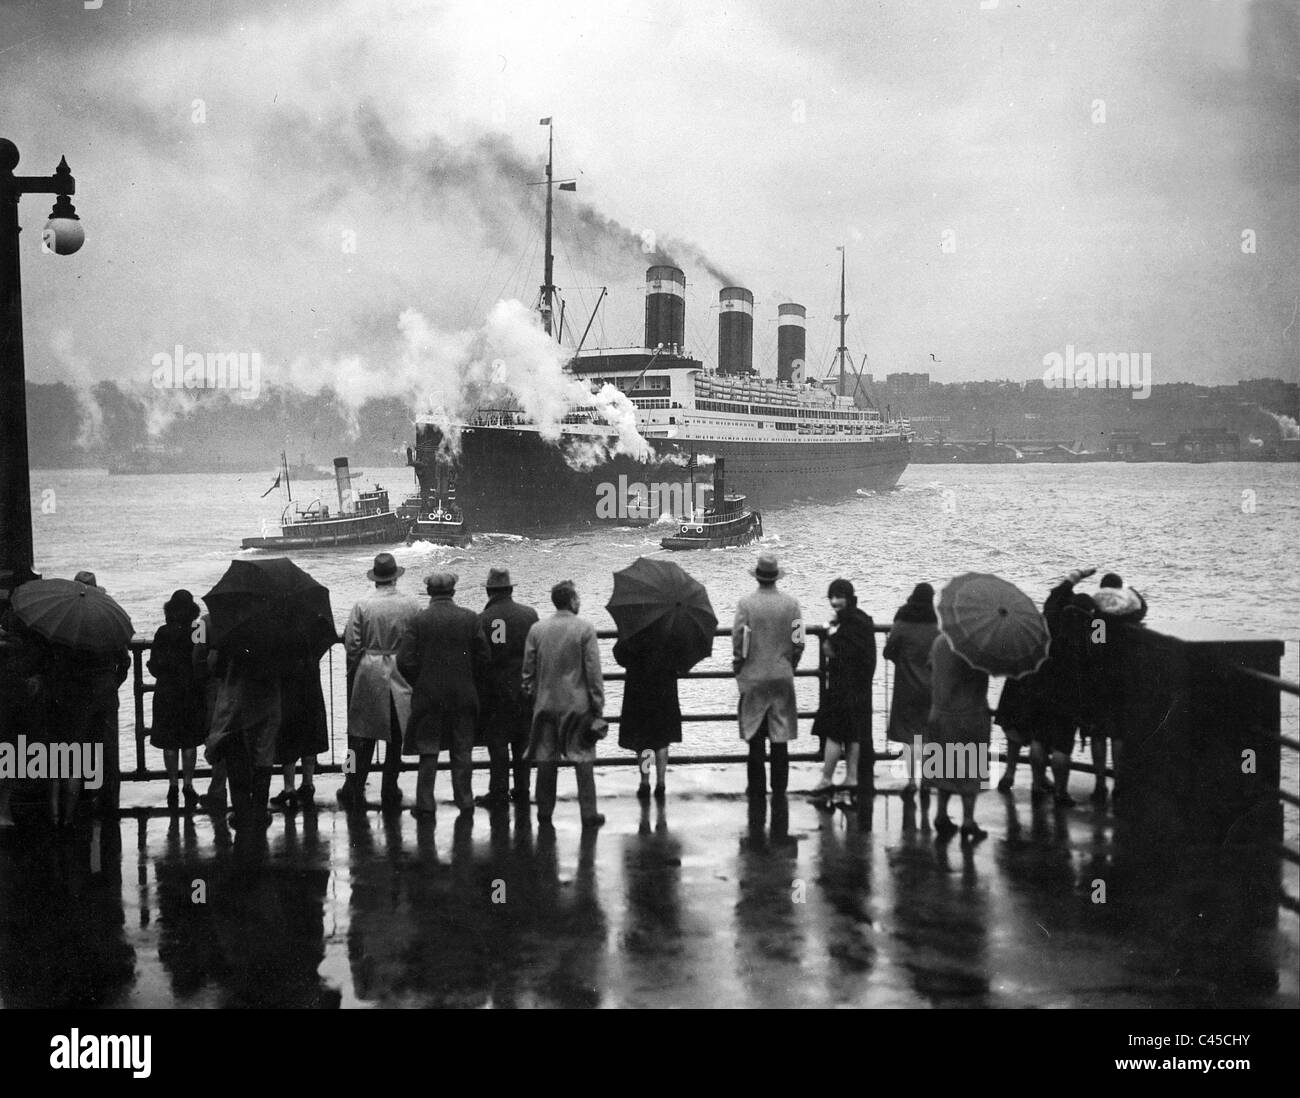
<box><xmin>241</xmin><ymin>513</ymin><xmax>405</xmax><ymax>550</ymax></box>
<box><xmin>661</xmin><ymin>512</ymin><xmax>763</xmax><ymax>551</ymax></box>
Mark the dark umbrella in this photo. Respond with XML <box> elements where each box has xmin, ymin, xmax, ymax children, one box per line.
<box><xmin>606</xmin><ymin>557</ymin><xmax>716</xmax><ymax>674</ymax></box>
<box><xmin>9</xmin><ymin>578</ymin><xmax>135</xmax><ymax>654</ymax></box>
<box><xmin>202</xmin><ymin>558</ymin><xmax>338</xmax><ymax>660</ymax></box>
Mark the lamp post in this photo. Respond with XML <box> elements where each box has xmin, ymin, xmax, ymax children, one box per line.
<box><xmin>0</xmin><ymin>138</ymin><xmax>83</xmax><ymax>601</ymax></box>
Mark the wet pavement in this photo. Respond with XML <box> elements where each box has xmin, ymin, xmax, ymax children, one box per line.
<box><xmin>0</xmin><ymin>764</ymin><xmax>1295</xmax><ymax>1009</ymax></box>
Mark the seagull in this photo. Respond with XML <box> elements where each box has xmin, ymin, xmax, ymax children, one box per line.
<box><xmin>929</xmin><ymin>354</ymin><xmax>941</xmax><ymax>363</ymax></box>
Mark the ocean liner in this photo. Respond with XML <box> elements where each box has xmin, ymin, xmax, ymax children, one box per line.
<box><xmin>411</xmin><ymin>121</ymin><xmax>911</xmax><ymax>533</ymax></box>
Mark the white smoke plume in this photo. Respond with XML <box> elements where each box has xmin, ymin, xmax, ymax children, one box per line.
<box><xmin>1267</xmin><ymin>411</ymin><xmax>1299</xmax><ymax>439</ymax></box>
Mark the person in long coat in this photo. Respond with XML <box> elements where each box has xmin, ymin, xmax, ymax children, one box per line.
<box><xmin>521</xmin><ymin>580</ymin><xmax>606</xmax><ymax>829</ymax></box>
<box><xmin>1024</xmin><ymin>568</ymin><xmax>1096</xmax><ymax>806</ymax></box>
<box><xmin>733</xmin><ymin>553</ymin><xmax>804</xmax><ymax>798</ymax></box>
<box><xmin>882</xmin><ymin>582</ymin><xmax>938</xmax><ymax>797</ymax></box>
<box><xmin>810</xmin><ymin>578</ymin><xmax>876</xmax><ymax>797</ymax></box>
<box><xmin>147</xmin><ymin>589</ymin><xmax>206</xmax><ymax>811</ymax></box>
<box><xmin>338</xmin><ymin>553</ymin><xmax>421</xmax><ymax>811</ymax></box>
<box><xmin>614</xmin><ymin>626</ymin><xmax>681</xmax><ymax>802</ymax></box>
<box><xmin>397</xmin><ymin>572</ymin><xmax>490</xmax><ymax>818</ymax></box>
<box><xmin>272</xmin><ymin>644</ymin><xmax>329</xmax><ymax>809</ymax></box>
<box><xmin>1087</xmin><ymin>572</ymin><xmax>1146</xmax><ymax>803</ymax></box>
<box><xmin>207</xmin><ymin>641</ymin><xmax>282</xmax><ymax>831</ymax></box>
<box><xmin>926</xmin><ymin>632</ymin><xmax>992</xmax><ymax>841</ymax></box>
<box><xmin>477</xmin><ymin>567</ymin><xmax>540</xmax><ymax>807</ymax></box>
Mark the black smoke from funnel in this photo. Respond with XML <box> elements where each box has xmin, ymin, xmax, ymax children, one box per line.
<box><xmin>348</xmin><ymin>103</ymin><xmax>741</xmax><ymax>286</ymax></box>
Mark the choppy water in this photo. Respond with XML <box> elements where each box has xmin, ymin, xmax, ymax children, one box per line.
<box><xmin>26</xmin><ymin>462</ymin><xmax>1300</xmax><ymax>783</ymax></box>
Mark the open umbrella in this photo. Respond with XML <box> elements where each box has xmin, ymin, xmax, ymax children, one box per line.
<box><xmin>607</xmin><ymin>557</ymin><xmax>716</xmax><ymax>674</ymax></box>
<box><xmin>937</xmin><ymin>572</ymin><xmax>1049</xmax><ymax>679</ymax></box>
<box><xmin>9</xmin><ymin>578</ymin><xmax>135</xmax><ymax>654</ymax></box>
<box><xmin>202</xmin><ymin>558</ymin><xmax>338</xmax><ymax>660</ymax></box>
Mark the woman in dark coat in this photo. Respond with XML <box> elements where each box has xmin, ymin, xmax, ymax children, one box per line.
<box><xmin>882</xmin><ymin>582</ymin><xmax>939</xmax><ymax>797</ymax></box>
<box><xmin>810</xmin><ymin>578</ymin><xmax>876</xmax><ymax>796</ymax></box>
<box><xmin>272</xmin><ymin>645</ymin><xmax>329</xmax><ymax>809</ymax></box>
<box><xmin>148</xmin><ymin>590</ymin><xmax>206</xmax><ymax>810</ymax></box>
<box><xmin>614</xmin><ymin>629</ymin><xmax>682</xmax><ymax>801</ymax></box>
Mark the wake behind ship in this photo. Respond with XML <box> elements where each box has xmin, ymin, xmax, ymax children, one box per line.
<box><xmin>417</xmin><ymin>266</ymin><xmax>912</xmax><ymax>532</ymax></box>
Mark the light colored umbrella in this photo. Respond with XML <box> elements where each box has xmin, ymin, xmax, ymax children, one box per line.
<box><xmin>9</xmin><ymin>578</ymin><xmax>135</xmax><ymax>654</ymax></box>
<box><xmin>936</xmin><ymin>572</ymin><xmax>1049</xmax><ymax>679</ymax></box>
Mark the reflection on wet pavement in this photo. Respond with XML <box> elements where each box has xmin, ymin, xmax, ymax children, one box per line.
<box><xmin>0</xmin><ymin>766</ymin><xmax>1294</xmax><ymax>1009</ymax></box>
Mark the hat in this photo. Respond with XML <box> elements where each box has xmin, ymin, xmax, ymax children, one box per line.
<box><xmin>164</xmin><ymin>588</ymin><xmax>200</xmax><ymax>623</ymax></box>
<box><xmin>907</xmin><ymin>582</ymin><xmax>935</xmax><ymax>605</ymax></box>
<box><xmin>367</xmin><ymin>552</ymin><xmax>404</xmax><ymax>583</ymax></box>
<box><xmin>750</xmin><ymin>553</ymin><xmax>783</xmax><ymax>581</ymax></box>
<box><xmin>74</xmin><ymin>570</ymin><xmax>100</xmax><ymax>589</ymax></box>
<box><xmin>485</xmin><ymin>566</ymin><xmax>514</xmax><ymax>591</ymax></box>
<box><xmin>827</xmin><ymin>578</ymin><xmax>855</xmax><ymax>601</ymax></box>
<box><xmin>1099</xmin><ymin>572</ymin><xmax>1123</xmax><ymax>589</ymax></box>
<box><xmin>425</xmin><ymin>571</ymin><xmax>458</xmax><ymax>596</ymax></box>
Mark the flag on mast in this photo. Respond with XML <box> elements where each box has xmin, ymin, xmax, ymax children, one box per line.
<box><xmin>559</xmin><ymin>181</ymin><xmax>576</xmax><ymax>191</ymax></box>
<box><xmin>260</xmin><ymin>473</ymin><xmax>281</xmax><ymax>498</ymax></box>
<box><xmin>539</xmin><ymin>116</ymin><xmax>552</xmax><ymax>125</ymax></box>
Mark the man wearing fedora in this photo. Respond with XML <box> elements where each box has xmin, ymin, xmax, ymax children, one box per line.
<box><xmin>476</xmin><ymin>567</ymin><xmax>539</xmax><ymax>808</ymax></box>
<box><xmin>733</xmin><ymin>552</ymin><xmax>804</xmax><ymax>798</ymax></box>
<box><xmin>397</xmin><ymin>572</ymin><xmax>491</xmax><ymax>819</ymax></box>
<box><xmin>339</xmin><ymin>552</ymin><xmax>421</xmax><ymax>811</ymax></box>
<box><xmin>521</xmin><ymin>580</ymin><xmax>606</xmax><ymax>829</ymax></box>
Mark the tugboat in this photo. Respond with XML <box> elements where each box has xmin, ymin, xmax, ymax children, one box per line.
<box><xmin>660</xmin><ymin>458</ymin><xmax>763</xmax><ymax>551</ymax></box>
<box><xmin>241</xmin><ymin>454</ymin><xmax>405</xmax><ymax>550</ymax></box>
<box><xmin>400</xmin><ymin>443</ymin><xmax>472</xmax><ymax>547</ymax></box>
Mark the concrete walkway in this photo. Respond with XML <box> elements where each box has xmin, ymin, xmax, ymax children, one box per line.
<box><xmin>0</xmin><ymin>764</ymin><xmax>1295</xmax><ymax>1008</ymax></box>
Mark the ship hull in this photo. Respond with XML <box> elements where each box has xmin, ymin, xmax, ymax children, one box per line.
<box><xmin>456</xmin><ymin>427</ymin><xmax>910</xmax><ymax>532</ymax></box>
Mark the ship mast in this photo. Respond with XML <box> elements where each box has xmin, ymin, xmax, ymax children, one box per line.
<box><xmin>534</xmin><ymin>118</ymin><xmax>577</xmax><ymax>343</ymax></box>
<box><xmin>834</xmin><ymin>245</ymin><xmax>848</xmax><ymax>396</ymax></box>
<box><xmin>542</xmin><ymin>120</ymin><xmax>555</xmax><ymax>338</ymax></box>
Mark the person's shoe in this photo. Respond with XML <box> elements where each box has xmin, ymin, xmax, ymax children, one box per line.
<box><xmin>901</xmin><ymin>782</ymin><xmax>917</xmax><ymax>798</ymax></box>
<box><xmin>458</xmin><ymin>802</ymin><xmax>476</xmax><ymax>817</ymax></box>
<box><xmin>182</xmin><ymin>786</ymin><xmax>201</xmax><ymax>811</ymax></box>
<box><xmin>636</xmin><ymin>783</ymin><xmax>651</xmax><ymax>802</ymax></box>
<box><xmin>1090</xmin><ymin>786</ymin><xmax>1108</xmax><ymax>805</ymax></box>
<box><xmin>807</xmin><ymin>781</ymin><xmax>833</xmax><ymax>799</ymax></box>
<box><xmin>654</xmin><ymin>783</ymin><xmax>666</xmax><ymax>803</ymax></box>
<box><xmin>581</xmin><ymin>814</ymin><xmax>606</xmax><ymax>830</ymax></box>
<box><xmin>996</xmin><ymin>775</ymin><xmax>1014</xmax><ymax>794</ymax></box>
<box><xmin>381</xmin><ymin>788</ymin><xmax>405</xmax><ymax>810</ymax></box>
<box><xmin>337</xmin><ymin>786</ymin><xmax>363</xmax><ymax>812</ymax></box>
<box><xmin>410</xmin><ymin>806</ymin><xmax>437</xmax><ymax>820</ymax></box>
<box><xmin>198</xmin><ymin>790</ymin><xmax>227</xmax><ymax>811</ymax></box>
<box><xmin>166</xmin><ymin>787</ymin><xmax>179</xmax><ymax>811</ymax></box>
<box><xmin>960</xmin><ymin>822</ymin><xmax>988</xmax><ymax>843</ymax></box>
<box><xmin>933</xmin><ymin>814</ymin><xmax>958</xmax><ymax>838</ymax></box>
<box><xmin>474</xmin><ymin>792</ymin><xmax>507</xmax><ymax>808</ymax></box>
<box><xmin>510</xmin><ymin>787</ymin><xmax>530</xmax><ymax>804</ymax></box>
<box><xmin>269</xmin><ymin>789</ymin><xmax>297</xmax><ymax>809</ymax></box>
<box><xmin>1054</xmin><ymin>792</ymin><xmax>1076</xmax><ymax>808</ymax></box>
<box><xmin>297</xmin><ymin>783</ymin><xmax>316</xmax><ymax>807</ymax></box>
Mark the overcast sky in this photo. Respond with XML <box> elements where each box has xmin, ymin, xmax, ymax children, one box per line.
<box><xmin>2</xmin><ymin>0</ymin><xmax>1296</xmax><ymax>403</ymax></box>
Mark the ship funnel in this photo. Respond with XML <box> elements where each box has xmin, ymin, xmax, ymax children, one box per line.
<box><xmin>777</xmin><ymin>303</ymin><xmax>806</xmax><ymax>383</ymax></box>
<box><xmin>718</xmin><ymin>287</ymin><xmax>754</xmax><ymax>376</ymax></box>
<box><xmin>333</xmin><ymin>457</ymin><xmax>355</xmax><ymax>515</ymax></box>
<box><xmin>644</xmin><ymin>265</ymin><xmax>686</xmax><ymax>351</ymax></box>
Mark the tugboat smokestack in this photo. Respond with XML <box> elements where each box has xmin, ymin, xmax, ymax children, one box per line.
<box><xmin>334</xmin><ymin>457</ymin><xmax>355</xmax><ymax>515</ymax></box>
<box><xmin>777</xmin><ymin>303</ymin><xmax>806</xmax><ymax>383</ymax></box>
<box><xmin>718</xmin><ymin>287</ymin><xmax>754</xmax><ymax>376</ymax></box>
<box><xmin>645</xmin><ymin>265</ymin><xmax>686</xmax><ymax>351</ymax></box>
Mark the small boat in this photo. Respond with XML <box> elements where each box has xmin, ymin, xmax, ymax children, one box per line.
<box><xmin>283</xmin><ymin>453</ymin><xmax>334</xmax><ymax>481</ymax></box>
<box><xmin>400</xmin><ymin>443</ymin><xmax>472</xmax><ymax>546</ymax></box>
<box><xmin>241</xmin><ymin>454</ymin><xmax>405</xmax><ymax>550</ymax></box>
<box><xmin>660</xmin><ymin>458</ymin><xmax>763</xmax><ymax>551</ymax></box>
